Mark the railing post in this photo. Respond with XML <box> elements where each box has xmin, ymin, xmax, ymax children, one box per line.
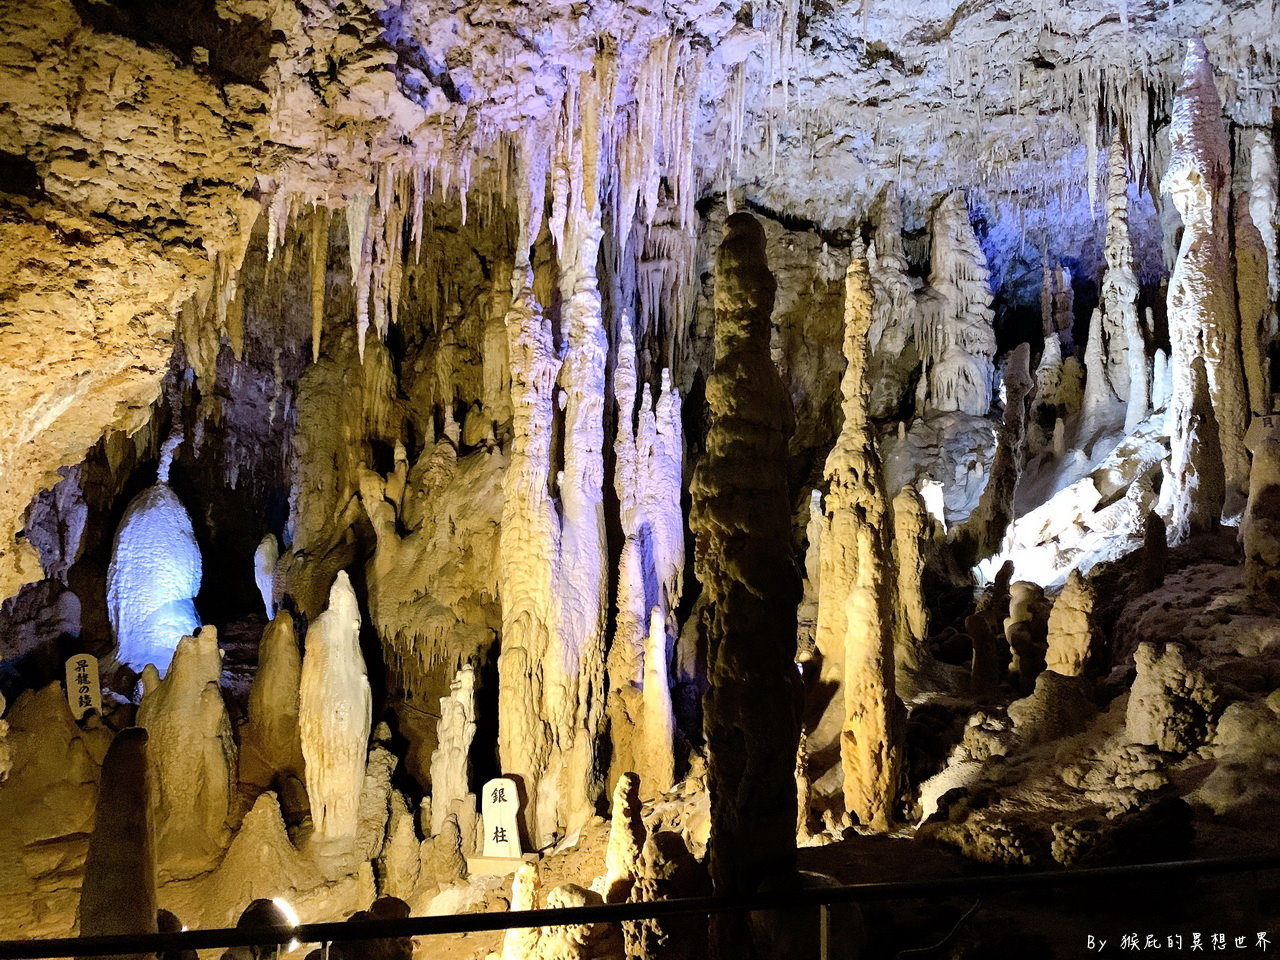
<box><xmin>818</xmin><ymin>903</ymin><xmax>831</xmax><ymax>960</ymax></box>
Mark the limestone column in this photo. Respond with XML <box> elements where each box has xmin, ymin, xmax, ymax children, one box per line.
<box><xmin>689</xmin><ymin>212</ymin><xmax>801</xmax><ymax>908</ymax></box>
<box><xmin>1162</xmin><ymin>38</ymin><xmax>1251</xmax><ymax>526</ymax></box>
<box><xmin>1244</xmin><ymin>436</ymin><xmax>1280</xmax><ymax>607</ymax></box>
<box><xmin>1101</xmin><ymin>135</ymin><xmax>1150</xmax><ymax>433</ymax></box>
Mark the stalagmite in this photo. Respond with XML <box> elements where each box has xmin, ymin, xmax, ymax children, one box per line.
<box><xmin>811</xmin><ymin>241</ymin><xmax>903</xmax><ymax>832</ymax></box>
<box><xmin>1163</xmin><ymin>356</ymin><xmax>1226</xmax><ymax>539</ymax></box>
<box><xmin>136</xmin><ymin>626</ymin><xmax>234</xmax><ymax>874</ymax></box>
<box><xmin>1081</xmin><ymin>308</ymin><xmax>1111</xmax><ymax>436</ymax></box>
<box><xmin>1102</xmin><ymin>133</ymin><xmax>1147</xmax><ymax>433</ymax></box>
<box><xmin>608</xmin><ymin>318</ymin><xmax>683</xmax><ymax>799</ymax></box>
<box><xmin>1233</xmin><ymin>191</ymin><xmax>1271</xmax><ymax>417</ymax></box>
<box><xmin>892</xmin><ymin>485</ymin><xmax>930</xmax><ymax>693</ymax></box>
<box><xmin>428</xmin><ymin>664</ymin><xmax>477</xmax><ymax>837</ymax></box>
<box><xmin>1143</xmin><ymin>511</ymin><xmax>1168</xmax><ymax>591</ymax></box>
<box><xmin>77</xmin><ymin>728</ymin><xmax>156</xmax><ymax>959</ymax></box>
<box><xmin>1004</xmin><ymin>582</ymin><xmax>1049</xmax><ymax>692</ymax></box>
<box><xmin>1249</xmin><ymin>130</ymin><xmax>1279</xmax><ymax>310</ymax></box>
<box><xmin>254</xmin><ymin>534</ymin><xmax>279</xmax><ymax>618</ymax></box>
<box><xmin>241</xmin><ymin>612</ymin><xmax>304</xmax><ymax>790</ymax></box>
<box><xmin>299</xmin><ymin>571</ymin><xmax>372</xmax><ymax>845</ymax></box>
<box><xmin>1045</xmin><ymin>570</ymin><xmax>1099</xmax><ymax>676</ymax></box>
<box><xmin>500</xmin><ymin>863</ymin><xmax>541</xmax><ymax>960</ymax></box>
<box><xmin>106</xmin><ymin>477</ymin><xmax>203</xmax><ymax>676</ymax></box>
<box><xmin>688</xmin><ymin>212</ymin><xmax>801</xmax><ymax>906</ymax></box>
<box><xmin>1243</xmin><ymin>437</ymin><xmax>1280</xmax><ymax>607</ymax></box>
<box><xmin>954</xmin><ymin>344</ymin><xmax>1033</xmax><ymax>564</ymax></box>
<box><xmin>918</xmin><ymin>192</ymin><xmax>997</xmax><ymax>416</ymax></box>
<box><xmin>1162</xmin><ymin>38</ymin><xmax>1251</xmax><ymax>519</ymax></box>
<box><xmin>601</xmin><ymin>773</ymin><xmax>645</xmax><ymax>903</ymax></box>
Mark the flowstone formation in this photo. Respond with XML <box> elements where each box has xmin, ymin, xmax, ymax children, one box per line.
<box><xmin>8</xmin><ymin>0</ymin><xmax>1280</xmax><ymax>953</ymax></box>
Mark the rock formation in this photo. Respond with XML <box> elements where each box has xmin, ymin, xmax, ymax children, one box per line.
<box><xmin>299</xmin><ymin>571</ymin><xmax>372</xmax><ymax>846</ymax></box>
<box><xmin>1101</xmin><ymin>133</ymin><xmax>1148</xmax><ymax>432</ymax></box>
<box><xmin>77</xmin><ymin>728</ymin><xmax>157</xmax><ymax>955</ymax></box>
<box><xmin>1044</xmin><ymin>570</ymin><xmax>1099</xmax><ymax>677</ymax></box>
<box><xmin>1004</xmin><ymin>582</ymin><xmax>1049</xmax><ymax>692</ymax></box>
<box><xmin>811</xmin><ymin>241</ymin><xmax>903</xmax><ymax>831</ymax></box>
<box><xmin>1127</xmin><ymin>642</ymin><xmax>1217</xmax><ymax>754</ymax></box>
<box><xmin>137</xmin><ymin>626</ymin><xmax>234</xmax><ymax>876</ymax></box>
<box><xmin>241</xmin><ymin>612</ymin><xmax>304</xmax><ymax>792</ymax></box>
<box><xmin>106</xmin><ymin>479</ymin><xmax>202</xmax><ymax>676</ymax></box>
<box><xmin>891</xmin><ymin>484</ymin><xmax>930</xmax><ymax>692</ymax></box>
<box><xmin>1244</xmin><ymin>437</ymin><xmax>1280</xmax><ymax>608</ymax></box>
<box><xmin>428</xmin><ymin>664</ymin><xmax>477</xmax><ymax>837</ymax></box>
<box><xmin>688</xmin><ymin>211</ymin><xmax>801</xmax><ymax>906</ymax></box>
<box><xmin>917</xmin><ymin>191</ymin><xmax>997</xmax><ymax>417</ymax></box>
<box><xmin>608</xmin><ymin>318</ymin><xmax>682</xmax><ymax>798</ymax></box>
<box><xmin>253</xmin><ymin>534</ymin><xmax>279</xmax><ymax>618</ymax></box>
<box><xmin>1161</xmin><ymin>38</ymin><xmax>1250</xmax><ymax>524</ymax></box>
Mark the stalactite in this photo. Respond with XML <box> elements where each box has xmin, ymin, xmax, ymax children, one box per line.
<box><xmin>867</xmin><ymin>187</ymin><xmax>920</xmax><ymax>420</ymax></box>
<box><xmin>310</xmin><ymin>207</ymin><xmax>329</xmax><ymax>364</ymax></box>
<box><xmin>810</xmin><ymin>240</ymin><xmax>904</xmax><ymax>832</ymax></box>
<box><xmin>136</xmin><ymin>626</ymin><xmax>234</xmax><ymax>875</ymax></box>
<box><xmin>299</xmin><ymin>571</ymin><xmax>372</xmax><ymax>845</ymax></box>
<box><xmin>1161</xmin><ymin>39</ymin><xmax>1251</xmax><ymax>527</ymax></box>
<box><xmin>688</xmin><ymin>212</ymin><xmax>801</xmax><ymax>915</ymax></box>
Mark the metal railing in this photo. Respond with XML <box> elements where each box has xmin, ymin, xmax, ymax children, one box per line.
<box><xmin>2</xmin><ymin>853</ymin><xmax>1278</xmax><ymax>959</ymax></box>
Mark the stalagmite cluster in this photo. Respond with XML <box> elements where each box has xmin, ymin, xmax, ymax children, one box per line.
<box><xmin>7</xmin><ymin>0</ymin><xmax>1280</xmax><ymax>952</ymax></box>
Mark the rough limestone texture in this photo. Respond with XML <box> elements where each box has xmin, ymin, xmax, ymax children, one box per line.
<box><xmin>1102</xmin><ymin>134</ymin><xmax>1142</xmax><ymax>426</ymax></box>
<box><xmin>811</xmin><ymin>243</ymin><xmax>904</xmax><ymax>831</ymax></box>
<box><xmin>137</xmin><ymin>626</ymin><xmax>234</xmax><ymax>878</ymax></box>
<box><xmin>1045</xmin><ymin>571</ymin><xmax>1100</xmax><ymax>677</ymax></box>
<box><xmin>1243</xmin><ymin>437</ymin><xmax>1280</xmax><ymax>608</ymax></box>
<box><xmin>240</xmin><ymin>612</ymin><xmax>304</xmax><ymax>793</ymax></box>
<box><xmin>917</xmin><ymin>191</ymin><xmax>996</xmax><ymax>417</ymax></box>
<box><xmin>428</xmin><ymin>665</ymin><xmax>477</xmax><ymax>837</ymax></box>
<box><xmin>106</xmin><ymin>482</ymin><xmax>203</xmax><ymax>676</ymax></box>
<box><xmin>77</xmin><ymin>728</ymin><xmax>157</xmax><ymax>950</ymax></box>
<box><xmin>1004</xmin><ymin>582</ymin><xmax>1049</xmax><ymax>693</ymax></box>
<box><xmin>688</xmin><ymin>212</ymin><xmax>801</xmax><ymax>903</ymax></box>
<box><xmin>891</xmin><ymin>484</ymin><xmax>930</xmax><ymax>692</ymax></box>
<box><xmin>608</xmin><ymin>319</ymin><xmax>682</xmax><ymax>799</ymax></box>
<box><xmin>1161</xmin><ymin>39</ymin><xmax>1250</xmax><ymax>526</ymax></box>
<box><xmin>299</xmin><ymin>571</ymin><xmax>372</xmax><ymax>846</ymax></box>
<box><xmin>1126</xmin><ymin>642</ymin><xmax>1218</xmax><ymax>754</ymax></box>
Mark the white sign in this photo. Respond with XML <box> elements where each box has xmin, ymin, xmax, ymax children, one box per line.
<box><xmin>481</xmin><ymin>777</ymin><xmax>521</xmax><ymax>859</ymax></box>
<box><xmin>65</xmin><ymin>654</ymin><xmax>102</xmax><ymax>720</ymax></box>
<box><xmin>1246</xmin><ymin>414</ymin><xmax>1280</xmax><ymax>453</ymax></box>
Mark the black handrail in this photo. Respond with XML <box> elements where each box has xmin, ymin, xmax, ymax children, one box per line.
<box><xmin>3</xmin><ymin>853</ymin><xmax>1278</xmax><ymax>959</ymax></box>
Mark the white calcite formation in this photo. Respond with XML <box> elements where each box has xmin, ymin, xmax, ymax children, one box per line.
<box><xmin>866</xmin><ymin>187</ymin><xmax>921</xmax><ymax>421</ymax></box>
<box><xmin>253</xmin><ymin>533</ymin><xmax>280</xmax><ymax>617</ymax></box>
<box><xmin>812</xmin><ymin>242</ymin><xmax>903</xmax><ymax>832</ymax></box>
<box><xmin>608</xmin><ymin>318</ymin><xmax>682</xmax><ymax>798</ymax></box>
<box><xmin>136</xmin><ymin>626</ymin><xmax>234</xmax><ymax>876</ymax></box>
<box><xmin>106</xmin><ymin>479</ymin><xmax>203</xmax><ymax>676</ymax></box>
<box><xmin>428</xmin><ymin>664</ymin><xmax>477</xmax><ymax>837</ymax></box>
<box><xmin>917</xmin><ymin>191</ymin><xmax>996</xmax><ymax>417</ymax></box>
<box><xmin>299</xmin><ymin>571</ymin><xmax>372</xmax><ymax>846</ymax></box>
<box><xmin>688</xmin><ymin>212</ymin><xmax>801</xmax><ymax>903</ymax></box>
<box><xmin>1161</xmin><ymin>39</ymin><xmax>1251</xmax><ymax>532</ymax></box>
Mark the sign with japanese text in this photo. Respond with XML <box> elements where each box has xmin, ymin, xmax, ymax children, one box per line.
<box><xmin>480</xmin><ymin>776</ymin><xmax>521</xmax><ymax>859</ymax></box>
<box><xmin>64</xmin><ymin>654</ymin><xmax>101</xmax><ymax>720</ymax></box>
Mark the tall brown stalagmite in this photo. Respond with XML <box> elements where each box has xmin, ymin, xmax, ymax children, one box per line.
<box><xmin>820</xmin><ymin>244</ymin><xmax>905</xmax><ymax>832</ymax></box>
<box><xmin>1102</xmin><ymin>132</ymin><xmax>1148</xmax><ymax>433</ymax></box>
<box><xmin>892</xmin><ymin>484</ymin><xmax>930</xmax><ymax>693</ymax></box>
<box><xmin>77</xmin><ymin>728</ymin><xmax>156</xmax><ymax>960</ymax></box>
<box><xmin>689</xmin><ymin>212</ymin><xmax>801</xmax><ymax>910</ymax></box>
<box><xmin>1244</xmin><ymin>437</ymin><xmax>1280</xmax><ymax>607</ymax></box>
<box><xmin>1162</xmin><ymin>38</ymin><xmax>1251</xmax><ymax>528</ymax></box>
